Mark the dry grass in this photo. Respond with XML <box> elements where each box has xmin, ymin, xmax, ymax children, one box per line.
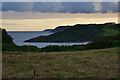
<box><xmin>2</xmin><ymin>48</ymin><xmax>118</xmax><ymax>78</ymax></box>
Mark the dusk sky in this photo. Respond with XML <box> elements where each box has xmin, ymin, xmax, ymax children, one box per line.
<box><xmin>2</xmin><ymin>2</ymin><xmax>118</xmax><ymax>31</ymax></box>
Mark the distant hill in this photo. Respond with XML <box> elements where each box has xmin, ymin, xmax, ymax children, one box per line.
<box><xmin>51</xmin><ymin>26</ymin><xmax>73</xmax><ymax>33</ymax></box>
<box><xmin>25</xmin><ymin>23</ymin><xmax>120</xmax><ymax>42</ymax></box>
<box><xmin>43</xmin><ymin>29</ymin><xmax>54</xmax><ymax>32</ymax></box>
<box><xmin>43</xmin><ymin>26</ymin><xmax>73</xmax><ymax>33</ymax></box>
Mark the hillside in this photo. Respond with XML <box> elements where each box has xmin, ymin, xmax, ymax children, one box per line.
<box><xmin>43</xmin><ymin>29</ymin><xmax>54</xmax><ymax>32</ymax></box>
<box><xmin>51</xmin><ymin>26</ymin><xmax>73</xmax><ymax>33</ymax></box>
<box><xmin>43</xmin><ymin>26</ymin><xmax>73</xmax><ymax>33</ymax></box>
<box><xmin>40</xmin><ymin>33</ymin><xmax>120</xmax><ymax>52</ymax></box>
<box><xmin>25</xmin><ymin>23</ymin><xmax>120</xmax><ymax>42</ymax></box>
<box><xmin>1</xmin><ymin>28</ymin><xmax>14</xmax><ymax>44</ymax></box>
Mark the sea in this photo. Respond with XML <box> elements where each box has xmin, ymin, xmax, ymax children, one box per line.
<box><xmin>8</xmin><ymin>31</ymin><xmax>89</xmax><ymax>48</ymax></box>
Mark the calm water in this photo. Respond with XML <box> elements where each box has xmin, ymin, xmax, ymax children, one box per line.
<box><xmin>8</xmin><ymin>31</ymin><xmax>89</xmax><ymax>48</ymax></box>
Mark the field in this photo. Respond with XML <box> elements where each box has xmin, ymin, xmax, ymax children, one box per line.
<box><xmin>2</xmin><ymin>47</ymin><xmax>119</xmax><ymax>78</ymax></box>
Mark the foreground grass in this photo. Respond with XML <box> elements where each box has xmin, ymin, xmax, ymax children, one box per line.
<box><xmin>3</xmin><ymin>48</ymin><xmax>119</xmax><ymax>78</ymax></box>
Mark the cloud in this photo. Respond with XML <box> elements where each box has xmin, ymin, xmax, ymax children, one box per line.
<box><xmin>92</xmin><ymin>2</ymin><xmax>101</xmax><ymax>12</ymax></box>
<box><xmin>53</xmin><ymin>2</ymin><xmax>63</xmax><ymax>12</ymax></box>
<box><xmin>2</xmin><ymin>2</ymin><xmax>34</xmax><ymax>11</ymax></box>
<box><xmin>101</xmin><ymin>2</ymin><xmax>118</xmax><ymax>13</ymax></box>
<box><xmin>2</xmin><ymin>2</ymin><xmax>118</xmax><ymax>13</ymax></box>
<box><xmin>2</xmin><ymin>0</ymin><xmax>118</xmax><ymax>2</ymax></box>
<box><xmin>92</xmin><ymin>2</ymin><xmax>118</xmax><ymax>13</ymax></box>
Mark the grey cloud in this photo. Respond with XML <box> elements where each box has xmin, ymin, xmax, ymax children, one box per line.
<box><xmin>101</xmin><ymin>2</ymin><xmax>118</xmax><ymax>13</ymax></box>
<box><xmin>2</xmin><ymin>2</ymin><xmax>118</xmax><ymax>13</ymax></box>
<box><xmin>2</xmin><ymin>2</ymin><xmax>34</xmax><ymax>11</ymax></box>
<box><xmin>92</xmin><ymin>2</ymin><xmax>101</xmax><ymax>12</ymax></box>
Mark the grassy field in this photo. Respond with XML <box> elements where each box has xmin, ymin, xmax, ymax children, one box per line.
<box><xmin>2</xmin><ymin>47</ymin><xmax>119</xmax><ymax>78</ymax></box>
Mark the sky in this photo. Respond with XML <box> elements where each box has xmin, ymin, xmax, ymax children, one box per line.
<box><xmin>2</xmin><ymin>2</ymin><xmax>119</xmax><ymax>31</ymax></box>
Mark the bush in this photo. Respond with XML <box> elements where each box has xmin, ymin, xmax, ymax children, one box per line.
<box><xmin>41</xmin><ymin>45</ymin><xmax>86</xmax><ymax>52</ymax></box>
<box><xmin>2</xmin><ymin>43</ymin><xmax>41</xmax><ymax>52</ymax></box>
<box><xmin>85</xmin><ymin>40</ymin><xmax>113</xmax><ymax>49</ymax></box>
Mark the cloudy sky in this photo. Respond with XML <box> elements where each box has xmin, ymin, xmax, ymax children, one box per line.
<box><xmin>2</xmin><ymin>2</ymin><xmax>118</xmax><ymax>31</ymax></box>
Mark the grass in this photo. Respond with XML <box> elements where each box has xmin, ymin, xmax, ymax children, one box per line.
<box><xmin>2</xmin><ymin>47</ymin><xmax>119</xmax><ymax>78</ymax></box>
<box><xmin>103</xmin><ymin>26</ymin><xmax>119</xmax><ymax>36</ymax></box>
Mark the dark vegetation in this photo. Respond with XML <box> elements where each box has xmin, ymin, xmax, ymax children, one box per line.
<box><xmin>40</xmin><ymin>34</ymin><xmax>120</xmax><ymax>52</ymax></box>
<box><xmin>2</xmin><ymin>43</ymin><xmax>41</xmax><ymax>52</ymax></box>
<box><xmin>25</xmin><ymin>23</ymin><xmax>120</xmax><ymax>42</ymax></box>
<box><xmin>1</xmin><ymin>28</ymin><xmax>41</xmax><ymax>52</ymax></box>
<box><xmin>2</xmin><ymin>23</ymin><xmax>120</xmax><ymax>52</ymax></box>
<box><xmin>2</xmin><ymin>28</ymin><xmax>14</xmax><ymax>44</ymax></box>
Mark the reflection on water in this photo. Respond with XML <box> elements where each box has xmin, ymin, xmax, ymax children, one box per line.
<box><xmin>8</xmin><ymin>31</ymin><xmax>89</xmax><ymax>48</ymax></box>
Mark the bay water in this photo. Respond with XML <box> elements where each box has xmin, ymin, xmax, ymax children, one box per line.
<box><xmin>8</xmin><ymin>31</ymin><xmax>89</xmax><ymax>48</ymax></box>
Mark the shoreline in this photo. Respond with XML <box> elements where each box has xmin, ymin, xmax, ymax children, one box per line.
<box><xmin>24</xmin><ymin>41</ymin><xmax>91</xmax><ymax>43</ymax></box>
